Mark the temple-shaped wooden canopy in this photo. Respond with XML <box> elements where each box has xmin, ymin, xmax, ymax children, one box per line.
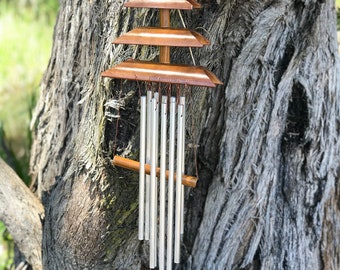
<box><xmin>113</xmin><ymin>27</ymin><xmax>210</xmax><ymax>47</ymax></box>
<box><xmin>101</xmin><ymin>0</ymin><xmax>223</xmax><ymax>88</ymax></box>
<box><xmin>124</xmin><ymin>0</ymin><xmax>201</xmax><ymax>9</ymax></box>
<box><xmin>101</xmin><ymin>59</ymin><xmax>222</xmax><ymax>87</ymax></box>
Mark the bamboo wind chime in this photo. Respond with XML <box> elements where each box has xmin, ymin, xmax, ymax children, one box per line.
<box><xmin>101</xmin><ymin>1</ymin><xmax>222</xmax><ymax>269</ymax></box>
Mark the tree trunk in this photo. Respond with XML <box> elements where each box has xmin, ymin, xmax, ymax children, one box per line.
<box><xmin>25</xmin><ymin>0</ymin><xmax>340</xmax><ymax>269</ymax></box>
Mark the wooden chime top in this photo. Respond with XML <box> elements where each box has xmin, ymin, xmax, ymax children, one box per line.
<box><xmin>113</xmin><ymin>27</ymin><xmax>210</xmax><ymax>47</ymax></box>
<box><xmin>124</xmin><ymin>0</ymin><xmax>201</xmax><ymax>9</ymax></box>
<box><xmin>101</xmin><ymin>59</ymin><xmax>222</xmax><ymax>87</ymax></box>
<box><xmin>102</xmin><ymin>0</ymin><xmax>222</xmax><ymax>88</ymax></box>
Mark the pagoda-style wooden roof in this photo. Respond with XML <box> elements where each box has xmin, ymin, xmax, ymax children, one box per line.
<box><xmin>113</xmin><ymin>27</ymin><xmax>209</xmax><ymax>47</ymax></box>
<box><xmin>101</xmin><ymin>59</ymin><xmax>222</xmax><ymax>87</ymax></box>
<box><xmin>124</xmin><ymin>0</ymin><xmax>201</xmax><ymax>9</ymax></box>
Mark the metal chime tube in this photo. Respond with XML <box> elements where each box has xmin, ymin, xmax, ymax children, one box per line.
<box><xmin>174</xmin><ymin>102</ymin><xmax>184</xmax><ymax>263</ymax></box>
<box><xmin>180</xmin><ymin>96</ymin><xmax>185</xmax><ymax>235</ymax></box>
<box><xmin>140</xmin><ymin>93</ymin><xmax>187</xmax><ymax>268</ymax></box>
<box><xmin>167</xmin><ymin>97</ymin><xmax>176</xmax><ymax>270</ymax></box>
<box><xmin>145</xmin><ymin>91</ymin><xmax>152</xmax><ymax>240</ymax></box>
<box><xmin>154</xmin><ymin>93</ymin><xmax>159</xmax><ymax>264</ymax></box>
<box><xmin>159</xmin><ymin>96</ymin><xmax>167</xmax><ymax>270</ymax></box>
<box><xmin>139</xmin><ymin>96</ymin><xmax>147</xmax><ymax>240</ymax></box>
<box><xmin>150</xmin><ymin>98</ymin><xmax>157</xmax><ymax>268</ymax></box>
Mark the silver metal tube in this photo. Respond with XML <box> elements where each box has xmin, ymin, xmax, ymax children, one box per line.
<box><xmin>167</xmin><ymin>97</ymin><xmax>176</xmax><ymax>270</ymax></box>
<box><xmin>180</xmin><ymin>96</ymin><xmax>185</xmax><ymax>235</ymax></box>
<box><xmin>174</xmin><ymin>103</ymin><xmax>184</xmax><ymax>263</ymax></box>
<box><xmin>154</xmin><ymin>92</ymin><xmax>159</xmax><ymax>264</ymax></box>
<box><xmin>145</xmin><ymin>91</ymin><xmax>152</xmax><ymax>240</ymax></box>
<box><xmin>150</xmin><ymin>98</ymin><xmax>157</xmax><ymax>268</ymax></box>
<box><xmin>139</xmin><ymin>96</ymin><xmax>147</xmax><ymax>240</ymax></box>
<box><xmin>159</xmin><ymin>96</ymin><xmax>167</xmax><ymax>270</ymax></box>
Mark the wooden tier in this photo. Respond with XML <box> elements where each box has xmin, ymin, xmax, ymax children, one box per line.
<box><xmin>101</xmin><ymin>59</ymin><xmax>222</xmax><ymax>87</ymax></box>
<box><xmin>113</xmin><ymin>27</ymin><xmax>210</xmax><ymax>47</ymax></box>
<box><xmin>124</xmin><ymin>0</ymin><xmax>201</xmax><ymax>9</ymax></box>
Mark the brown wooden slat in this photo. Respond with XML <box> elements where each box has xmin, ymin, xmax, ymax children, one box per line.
<box><xmin>112</xmin><ymin>155</ymin><xmax>197</xmax><ymax>188</ymax></box>
<box><xmin>124</xmin><ymin>0</ymin><xmax>201</xmax><ymax>9</ymax></box>
<box><xmin>113</xmin><ymin>27</ymin><xmax>210</xmax><ymax>47</ymax></box>
<box><xmin>101</xmin><ymin>59</ymin><xmax>223</xmax><ymax>87</ymax></box>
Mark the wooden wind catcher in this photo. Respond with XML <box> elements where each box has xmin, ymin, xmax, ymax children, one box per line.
<box><xmin>101</xmin><ymin>1</ymin><xmax>222</xmax><ymax>269</ymax></box>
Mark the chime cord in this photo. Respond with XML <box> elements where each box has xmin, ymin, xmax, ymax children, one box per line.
<box><xmin>177</xmin><ymin>10</ymin><xmax>196</xmax><ymax>66</ymax></box>
<box><xmin>113</xmin><ymin>79</ymin><xmax>124</xmax><ymax>156</ymax></box>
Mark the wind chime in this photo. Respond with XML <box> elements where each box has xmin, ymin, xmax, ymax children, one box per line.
<box><xmin>101</xmin><ymin>1</ymin><xmax>222</xmax><ymax>269</ymax></box>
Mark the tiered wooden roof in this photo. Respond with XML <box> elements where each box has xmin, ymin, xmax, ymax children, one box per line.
<box><xmin>113</xmin><ymin>27</ymin><xmax>210</xmax><ymax>47</ymax></box>
<box><xmin>102</xmin><ymin>59</ymin><xmax>221</xmax><ymax>87</ymax></box>
<box><xmin>124</xmin><ymin>0</ymin><xmax>201</xmax><ymax>9</ymax></box>
<box><xmin>101</xmin><ymin>0</ymin><xmax>222</xmax><ymax>87</ymax></box>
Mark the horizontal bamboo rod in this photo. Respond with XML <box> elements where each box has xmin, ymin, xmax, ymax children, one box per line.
<box><xmin>112</xmin><ymin>155</ymin><xmax>197</xmax><ymax>188</ymax></box>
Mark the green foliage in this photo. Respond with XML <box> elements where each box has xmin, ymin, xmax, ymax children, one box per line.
<box><xmin>0</xmin><ymin>1</ymin><xmax>58</xmax><ymax>269</ymax></box>
<box><xmin>337</xmin><ymin>0</ymin><xmax>340</xmax><ymax>30</ymax></box>
<box><xmin>0</xmin><ymin>222</ymin><xmax>13</xmax><ymax>270</ymax></box>
<box><xmin>0</xmin><ymin>118</ymin><xmax>32</xmax><ymax>186</ymax></box>
<box><xmin>0</xmin><ymin>0</ymin><xmax>56</xmax><ymax>185</ymax></box>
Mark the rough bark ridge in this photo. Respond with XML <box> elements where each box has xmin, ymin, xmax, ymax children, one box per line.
<box><xmin>29</xmin><ymin>0</ymin><xmax>340</xmax><ymax>269</ymax></box>
<box><xmin>187</xmin><ymin>1</ymin><xmax>340</xmax><ymax>269</ymax></box>
<box><xmin>30</xmin><ymin>0</ymin><xmax>157</xmax><ymax>268</ymax></box>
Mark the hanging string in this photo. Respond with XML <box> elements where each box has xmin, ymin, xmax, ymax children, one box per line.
<box><xmin>158</xmin><ymin>81</ymin><xmax>162</xmax><ymax>98</ymax></box>
<box><xmin>177</xmin><ymin>10</ymin><xmax>196</xmax><ymax>66</ymax></box>
<box><xmin>187</xmin><ymin>86</ymin><xmax>200</xmax><ymax>179</ymax></box>
<box><xmin>146</xmin><ymin>81</ymin><xmax>153</xmax><ymax>96</ymax></box>
<box><xmin>183</xmin><ymin>83</ymin><xmax>189</xmax><ymax>97</ymax></box>
<box><xmin>176</xmin><ymin>84</ymin><xmax>181</xmax><ymax>104</ymax></box>
<box><xmin>166</xmin><ymin>83</ymin><xmax>172</xmax><ymax>113</ymax></box>
<box><xmin>137</xmin><ymin>79</ymin><xmax>142</xmax><ymax>100</ymax></box>
<box><xmin>112</xmin><ymin>79</ymin><xmax>124</xmax><ymax>156</ymax></box>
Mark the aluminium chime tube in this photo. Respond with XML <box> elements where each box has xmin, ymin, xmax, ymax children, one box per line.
<box><xmin>167</xmin><ymin>97</ymin><xmax>176</xmax><ymax>270</ymax></box>
<box><xmin>180</xmin><ymin>96</ymin><xmax>185</xmax><ymax>235</ymax></box>
<box><xmin>159</xmin><ymin>96</ymin><xmax>167</xmax><ymax>270</ymax></box>
<box><xmin>139</xmin><ymin>96</ymin><xmax>147</xmax><ymax>240</ymax></box>
<box><xmin>150</xmin><ymin>98</ymin><xmax>157</xmax><ymax>268</ymax></box>
<box><xmin>174</xmin><ymin>103</ymin><xmax>184</xmax><ymax>263</ymax></box>
<box><xmin>145</xmin><ymin>91</ymin><xmax>152</xmax><ymax>240</ymax></box>
<box><xmin>154</xmin><ymin>93</ymin><xmax>159</xmax><ymax>264</ymax></box>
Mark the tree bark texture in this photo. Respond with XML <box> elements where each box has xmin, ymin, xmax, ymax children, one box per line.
<box><xmin>0</xmin><ymin>158</ymin><xmax>44</xmax><ymax>269</ymax></box>
<box><xmin>28</xmin><ymin>0</ymin><xmax>340</xmax><ymax>269</ymax></box>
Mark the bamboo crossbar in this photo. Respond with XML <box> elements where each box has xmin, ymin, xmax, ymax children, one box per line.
<box><xmin>112</xmin><ymin>155</ymin><xmax>197</xmax><ymax>188</ymax></box>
